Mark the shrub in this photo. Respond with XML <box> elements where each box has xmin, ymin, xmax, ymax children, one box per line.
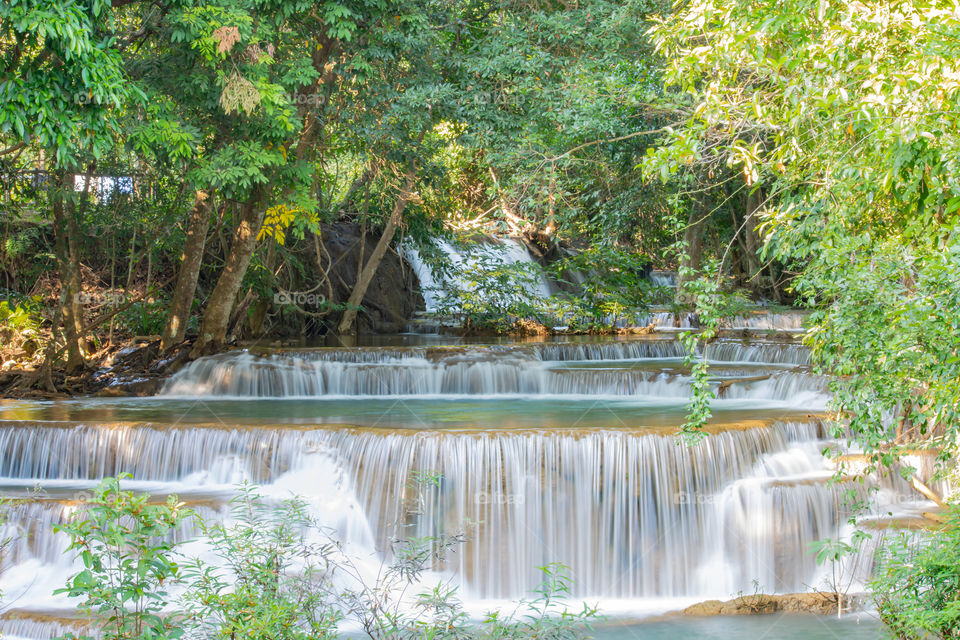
<box><xmin>181</xmin><ymin>485</ymin><xmax>341</xmax><ymax>640</ymax></box>
<box><xmin>871</xmin><ymin>507</ymin><xmax>960</xmax><ymax>639</ymax></box>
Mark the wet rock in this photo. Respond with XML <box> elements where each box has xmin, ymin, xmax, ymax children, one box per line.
<box><xmin>682</xmin><ymin>600</ymin><xmax>724</xmax><ymax>616</ymax></box>
<box><xmin>681</xmin><ymin>592</ymin><xmax>864</xmax><ymax>617</ymax></box>
<box><xmin>263</xmin><ymin>221</ymin><xmax>424</xmax><ymax>337</ymax></box>
<box><xmin>94</xmin><ymin>377</ymin><xmax>164</xmax><ymax>397</ymax></box>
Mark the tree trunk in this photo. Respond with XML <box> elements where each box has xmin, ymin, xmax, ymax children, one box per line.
<box><xmin>190</xmin><ymin>191</ymin><xmax>265</xmax><ymax>357</ymax></box>
<box><xmin>742</xmin><ymin>189</ymin><xmax>763</xmax><ymax>276</ymax></box>
<box><xmin>162</xmin><ymin>190</ymin><xmax>212</xmax><ymax>351</ymax></box>
<box><xmin>677</xmin><ymin>201</ymin><xmax>706</xmax><ymax>304</ymax></box>
<box><xmin>50</xmin><ymin>170</ymin><xmax>85</xmax><ymax>373</ymax></box>
<box><xmin>67</xmin><ymin>210</ymin><xmax>84</xmax><ymax>342</ymax></box>
<box><xmin>337</xmin><ymin>168</ymin><xmax>416</xmax><ymax>335</ymax></box>
<box><xmin>68</xmin><ymin>167</ymin><xmax>96</xmax><ymax>351</ymax></box>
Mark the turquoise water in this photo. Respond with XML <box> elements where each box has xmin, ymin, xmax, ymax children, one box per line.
<box><xmin>589</xmin><ymin>614</ymin><xmax>884</xmax><ymax>639</ymax></box>
<box><xmin>0</xmin><ymin>396</ymin><xmax>816</xmax><ymax>429</ymax></box>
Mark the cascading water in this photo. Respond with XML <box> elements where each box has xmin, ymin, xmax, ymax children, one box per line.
<box><xmin>399</xmin><ymin>236</ymin><xmax>808</xmax><ymax>334</ymax></box>
<box><xmin>159</xmin><ymin>348</ymin><xmax>823</xmax><ymax>401</ymax></box>
<box><xmin>0</xmin><ymin>334</ymin><xmax>937</xmax><ymax>636</ymax></box>
<box><xmin>401</xmin><ymin>236</ymin><xmax>554</xmax><ymax>313</ymax></box>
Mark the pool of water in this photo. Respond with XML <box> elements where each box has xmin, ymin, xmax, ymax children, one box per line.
<box><xmin>0</xmin><ymin>396</ymin><xmax>817</xmax><ymax>429</ymax></box>
<box><xmin>589</xmin><ymin>613</ymin><xmax>884</xmax><ymax>639</ymax></box>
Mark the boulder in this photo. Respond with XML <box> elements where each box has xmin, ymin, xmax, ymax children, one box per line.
<box><xmin>94</xmin><ymin>377</ymin><xmax>164</xmax><ymax>397</ymax></box>
<box><xmin>264</xmin><ymin>221</ymin><xmax>424</xmax><ymax>337</ymax></box>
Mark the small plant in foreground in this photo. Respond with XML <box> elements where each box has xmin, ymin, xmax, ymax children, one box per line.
<box><xmin>55</xmin><ymin>474</ymin><xmax>190</xmax><ymax>640</ymax></box>
<box><xmin>181</xmin><ymin>484</ymin><xmax>341</xmax><ymax>640</ymax></box>
<box><xmin>54</xmin><ymin>478</ymin><xmax>598</xmax><ymax>640</ymax></box>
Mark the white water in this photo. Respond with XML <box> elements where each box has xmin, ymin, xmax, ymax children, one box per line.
<box><xmin>160</xmin><ymin>351</ymin><xmax>823</xmax><ymax>402</ymax></box>
<box><xmin>0</xmin><ymin>418</ymin><xmax>927</xmax><ymax>608</ymax></box>
<box><xmin>0</xmin><ymin>334</ymin><xmax>935</xmax><ymax>635</ymax></box>
<box><xmin>161</xmin><ymin>339</ymin><xmax>816</xmax><ymax>400</ymax></box>
<box><xmin>402</xmin><ymin>237</ymin><xmax>554</xmax><ymax>312</ymax></box>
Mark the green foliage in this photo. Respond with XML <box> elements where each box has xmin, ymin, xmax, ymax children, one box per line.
<box><xmin>547</xmin><ymin>244</ymin><xmax>665</xmax><ymax>332</ymax></box>
<box><xmin>444</xmin><ymin>0</ymin><xmax>673</xmax><ymax>243</ymax></box>
<box><xmin>117</xmin><ymin>298</ymin><xmax>169</xmax><ymax>337</ymax></box>
<box><xmin>408</xmin><ymin>563</ymin><xmax>597</xmax><ymax>640</ymax></box>
<box><xmin>182</xmin><ymin>485</ymin><xmax>340</xmax><ymax>640</ymax></box>
<box><xmin>0</xmin><ymin>297</ymin><xmax>41</xmax><ymax>333</ymax></box>
<box><xmin>433</xmin><ymin>249</ymin><xmax>550</xmax><ymax>334</ymax></box>
<box><xmin>0</xmin><ymin>0</ymin><xmax>134</xmax><ymax>168</ymax></box>
<box><xmin>872</xmin><ymin>508</ymin><xmax>960</xmax><ymax>639</ymax></box>
<box><xmin>647</xmin><ymin>0</ymin><xmax>960</xmax><ymax>463</ymax></box>
<box><xmin>647</xmin><ymin>1</ymin><xmax>960</xmax><ymax>629</ymax></box>
<box><xmin>0</xmin><ymin>294</ymin><xmax>44</xmax><ymax>356</ymax></box>
<box><xmin>675</xmin><ymin>269</ymin><xmax>722</xmax><ymax>442</ymax></box>
<box><xmin>54</xmin><ymin>475</ymin><xmax>190</xmax><ymax>640</ymax></box>
<box><xmin>671</xmin><ymin>259</ymin><xmax>755</xmax><ymax>440</ymax></box>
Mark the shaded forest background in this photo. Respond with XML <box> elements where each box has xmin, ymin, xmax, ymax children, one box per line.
<box><xmin>0</xmin><ymin>0</ymin><xmax>788</xmax><ymax>385</ymax></box>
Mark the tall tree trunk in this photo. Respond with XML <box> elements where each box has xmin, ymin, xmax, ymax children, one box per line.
<box><xmin>68</xmin><ymin>166</ymin><xmax>96</xmax><ymax>350</ymax></box>
<box><xmin>677</xmin><ymin>200</ymin><xmax>707</xmax><ymax>304</ymax></box>
<box><xmin>742</xmin><ymin>189</ymin><xmax>763</xmax><ymax>276</ymax></box>
<box><xmin>743</xmin><ymin>187</ymin><xmax>782</xmax><ymax>301</ymax></box>
<box><xmin>190</xmin><ymin>191</ymin><xmax>265</xmax><ymax>357</ymax></box>
<box><xmin>186</xmin><ymin>35</ymin><xmax>338</xmax><ymax>357</ymax></box>
<box><xmin>337</xmin><ymin>168</ymin><xmax>416</xmax><ymax>335</ymax></box>
<box><xmin>67</xmin><ymin>210</ymin><xmax>84</xmax><ymax>341</ymax></box>
<box><xmin>162</xmin><ymin>190</ymin><xmax>212</xmax><ymax>351</ymax></box>
<box><xmin>50</xmin><ymin>170</ymin><xmax>84</xmax><ymax>373</ymax></box>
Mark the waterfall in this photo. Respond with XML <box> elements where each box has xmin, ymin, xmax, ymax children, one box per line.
<box><xmin>0</xmin><ymin>618</ymin><xmax>93</xmax><ymax>640</ymax></box>
<box><xmin>648</xmin><ymin>270</ymin><xmax>678</xmax><ymax>288</ymax></box>
<box><xmin>401</xmin><ymin>237</ymin><xmax>554</xmax><ymax>313</ymax></box>
<box><xmin>0</xmin><ymin>334</ymin><xmax>933</xmax><ymax>632</ymax></box>
<box><xmin>325</xmin><ymin>420</ymin><xmax>826</xmax><ymax>599</ymax></box>
<box><xmin>0</xmin><ymin>417</ymin><xmax>923</xmax><ymax>603</ymax></box>
<box><xmin>400</xmin><ymin>235</ymin><xmax>808</xmax><ymax>336</ymax></box>
<box><xmin>162</xmin><ymin>340</ymin><xmax>817</xmax><ymax>400</ymax></box>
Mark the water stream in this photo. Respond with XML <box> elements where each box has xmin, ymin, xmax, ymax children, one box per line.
<box><xmin>0</xmin><ymin>334</ymin><xmax>923</xmax><ymax>638</ymax></box>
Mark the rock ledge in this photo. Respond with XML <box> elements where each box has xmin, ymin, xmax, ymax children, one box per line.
<box><xmin>681</xmin><ymin>592</ymin><xmax>867</xmax><ymax>616</ymax></box>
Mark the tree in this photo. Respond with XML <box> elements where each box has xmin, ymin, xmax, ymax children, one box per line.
<box><xmin>647</xmin><ymin>0</ymin><xmax>960</xmax><ymax>468</ymax></box>
<box><xmin>1</xmin><ymin>0</ymin><xmax>134</xmax><ymax>372</ymax></box>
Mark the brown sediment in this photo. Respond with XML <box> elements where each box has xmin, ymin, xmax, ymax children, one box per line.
<box><xmin>1</xmin><ymin>609</ymin><xmax>92</xmax><ymax>630</ymax></box>
<box><xmin>859</xmin><ymin>514</ymin><xmax>944</xmax><ymax>531</ymax></box>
